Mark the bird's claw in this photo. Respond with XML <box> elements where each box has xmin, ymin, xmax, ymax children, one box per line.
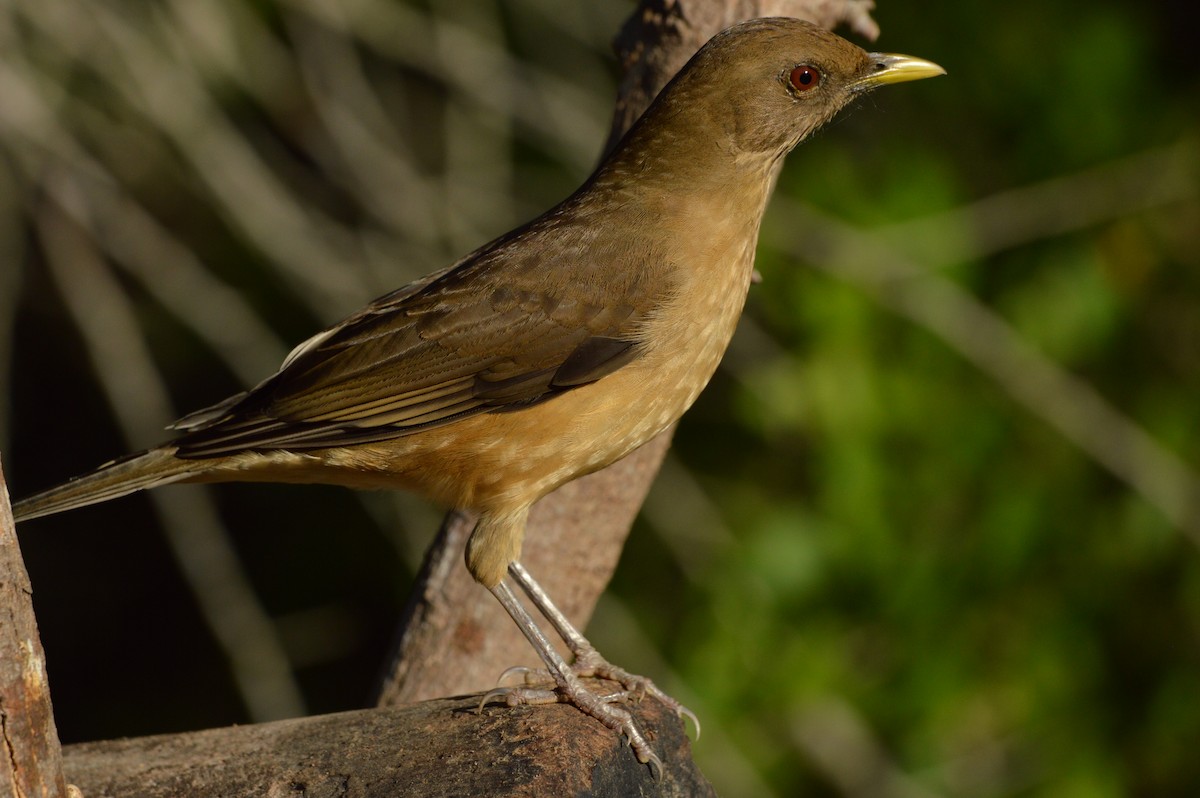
<box><xmin>480</xmin><ymin>679</ymin><xmax>663</xmax><ymax>778</ymax></box>
<box><xmin>640</xmin><ymin>748</ymin><xmax>664</xmax><ymax>781</ymax></box>
<box><xmin>569</xmin><ymin>651</ymin><xmax>701</xmax><ymax>739</ymax></box>
<box><xmin>496</xmin><ymin>654</ymin><xmax>701</xmax><ymax>739</ymax></box>
<box><xmin>496</xmin><ymin>665</ymin><xmax>553</xmax><ymax>687</ymax></box>
<box><xmin>679</xmin><ymin>704</ymin><xmax>702</xmax><ymax>740</ymax></box>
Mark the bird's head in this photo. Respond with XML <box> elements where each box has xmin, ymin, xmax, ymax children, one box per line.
<box><xmin>623</xmin><ymin>17</ymin><xmax>944</xmax><ymax>171</ymax></box>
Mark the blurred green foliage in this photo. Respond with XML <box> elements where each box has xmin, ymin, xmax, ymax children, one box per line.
<box><xmin>3</xmin><ymin>0</ymin><xmax>1199</xmax><ymax>795</ymax></box>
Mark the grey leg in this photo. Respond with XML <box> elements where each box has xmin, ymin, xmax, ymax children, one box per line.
<box><xmin>481</xmin><ymin>577</ymin><xmax>663</xmax><ymax>776</ymax></box>
<box><xmin>506</xmin><ymin>561</ymin><xmax>700</xmax><ymax>737</ymax></box>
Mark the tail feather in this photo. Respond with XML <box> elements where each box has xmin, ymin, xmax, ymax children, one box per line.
<box><xmin>13</xmin><ymin>448</ymin><xmax>200</xmax><ymax>522</ymax></box>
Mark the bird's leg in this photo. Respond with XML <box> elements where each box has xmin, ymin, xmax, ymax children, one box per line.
<box><xmin>504</xmin><ymin>561</ymin><xmax>700</xmax><ymax>738</ymax></box>
<box><xmin>480</xmin><ymin>577</ymin><xmax>663</xmax><ymax>776</ymax></box>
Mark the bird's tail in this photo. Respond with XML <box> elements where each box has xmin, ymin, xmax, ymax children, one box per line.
<box><xmin>12</xmin><ymin>447</ymin><xmax>199</xmax><ymax>522</ymax></box>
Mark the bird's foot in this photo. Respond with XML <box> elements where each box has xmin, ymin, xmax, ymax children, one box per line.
<box><xmin>496</xmin><ymin>649</ymin><xmax>700</xmax><ymax>739</ymax></box>
<box><xmin>578</xmin><ymin>653</ymin><xmax>702</xmax><ymax>740</ymax></box>
<box><xmin>485</xmin><ymin>566</ymin><xmax>694</xmax><ymax>775</ymax></box>
<box><xmin>480</xmin><ymin>670</ymin><xmax>663</xmax><ymax>778</ymax></box>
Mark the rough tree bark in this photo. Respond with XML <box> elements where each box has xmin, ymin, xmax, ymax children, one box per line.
<box><xmin>62</xmin><ymin>695</ymin><xmax>710</xmax><ymax>798</ymax></box>
<box><xmin>0</xmin><ymin>456</ymin><xmax>70</xmax><ymax>798</ymax></box>
<box><xmin>378</xmin><ymin>0</ymin><xmax>882</xmax><ymax>706</ymax></box>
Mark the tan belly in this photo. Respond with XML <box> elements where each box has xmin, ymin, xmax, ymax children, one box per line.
<box><xmin>327</xmin><ymin>341</ymin><xmax>728</xmax><ymax>512</ymax></box>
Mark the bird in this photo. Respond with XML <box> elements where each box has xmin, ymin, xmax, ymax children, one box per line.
<box><xmin>13</xmin><ymin>17</ymin><xmax>943</xmax><ymax>773</ymax></box>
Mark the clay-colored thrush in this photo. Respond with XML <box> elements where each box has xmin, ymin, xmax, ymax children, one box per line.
<box><xmin>15</xmin><ymin>18</ymin><xmax>942</xmax><ymax>770</ymax></box>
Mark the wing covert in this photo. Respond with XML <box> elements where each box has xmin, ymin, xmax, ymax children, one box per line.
<box><xmin>173</xmin><ymin>240</ymin><xmax>665</xmax><ymax>458</ymax></box>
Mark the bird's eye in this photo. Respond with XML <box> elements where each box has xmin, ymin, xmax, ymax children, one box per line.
<box><xmin>788</xmin><ymin>65</ymin><xmax>821</xmax><ymax>93</ymax></box>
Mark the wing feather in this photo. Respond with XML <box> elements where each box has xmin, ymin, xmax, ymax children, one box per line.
<box><xmin>173</xmin><ymin>216</ymin><xmax>671</xmax><ymax>459</ymax></box>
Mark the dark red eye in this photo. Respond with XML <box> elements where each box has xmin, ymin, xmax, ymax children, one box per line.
<box><xmin>789</xmin><ymin>65</ymin><xmax>821</xmax><ymax>92</ymax></box>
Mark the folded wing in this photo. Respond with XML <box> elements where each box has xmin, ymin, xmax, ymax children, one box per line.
<box><xmin>173</xmin><ymin>241</ymin><xmax>661</xmax><ymax>458</ymax></box>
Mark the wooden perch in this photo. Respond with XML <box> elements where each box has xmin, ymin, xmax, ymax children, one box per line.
<box><xmin>1</xmin><ymin>455</ymin><xmax>71</xmax><ymax>798</ymax></box>
<box><xmin>62</xmin><ymin>688</ymin><xmax>712</xmax><ymax>798</ymax></box>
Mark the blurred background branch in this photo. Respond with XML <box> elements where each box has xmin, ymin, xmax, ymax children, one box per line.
<box><xmin>769</xmin><ymin>139</ymin><xmax>1200</xmax><ymax>541</ymax></box>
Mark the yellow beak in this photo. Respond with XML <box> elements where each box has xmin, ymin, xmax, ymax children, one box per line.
<box><xmin>853</xmin><ymin>53</ymin><xmax>946</xmax><ymax>90</ymax></box>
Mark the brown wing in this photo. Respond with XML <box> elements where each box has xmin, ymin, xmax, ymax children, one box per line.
<box><xmin>173</xmin><ymin>230</ymin><xmax>664</xmax><ymax>458</ymax></box>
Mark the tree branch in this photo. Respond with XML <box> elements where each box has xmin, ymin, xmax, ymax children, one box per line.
<box><xmin>1</xmin><ymin>455</ymin><xmax>71</xmax><ymax>798</ymax></box>
<box><xmin>62</xmin><ymin>690</ymin><xmax>712</xmax><ymax>798</ymax></box>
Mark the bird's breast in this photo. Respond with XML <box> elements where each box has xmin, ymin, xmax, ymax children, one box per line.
<box><xmin>631</xmin><ymin>225</ymin><xmax>759</xmax><ymax>422</ymax></box>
